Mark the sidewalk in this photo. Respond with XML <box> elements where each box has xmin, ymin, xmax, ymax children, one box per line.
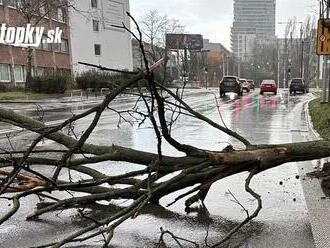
<box><xmin>294</xmin><ymin>99</ymin><xmax>330</xmax><ymax>248</ymax></box>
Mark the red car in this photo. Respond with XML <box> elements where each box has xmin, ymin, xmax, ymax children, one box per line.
<box><xmin>260</xmin><ymin>80</ymin><xmax>277</xmax><ymax>95</ymax></box>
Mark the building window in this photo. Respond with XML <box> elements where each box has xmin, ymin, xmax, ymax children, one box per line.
<box><xmin>0</xmin><ymin>0</ymin><xmax>3</xmax><ymax>5</ymax></box>
<box><xmin>92</xmin><ymin>20</ymin><xmax>100</xmax><ymax>32</ymax></box>
<box><xmin>14</xmin><ymin>65</ymin><xmax>25</xmax><ymax>82</ymax></box>
<box><xmin>38</xmin><ymin>35</ymin><xmax>52</xmax><ymax>51</ymax></box>
<box><xmin>94</xmin><ymin>44</ymin><xmax>101</xmax><ymax>56</ymax></box>
<box><xmin>0</xmin><ymin>64</ymin><xmax>11</xmax><ymax>82</ymax></box>
<box><xmin>91</xmin><ymin>0</ymin><xmax>98</xmax><ymax>8</ymax></box>
<box><xmin>34</xmin><ymin>67</ymin><xmax>45</xmax><ymax>77</ymax></box>
<box><xmin>57</xmin><ymin>8</ymin><xmax>66</xmax><ymax>22</ymax></box>
<box><xmin>46</xmin><ymin>42</ymin><xmax>53</xmax><ymax>51</ymax></box>
<box><xmin>50</xmin><ymin>6</ymin><xmax>58</xmax><ymax>20</ymax></box>
<box><xmin>7</xmin><ymin>0</ymin><xmax>16</xmax><ymax>8</ymax></box>
<box><xmin>16</xmin><ymin>0</ymin><xmax>22</xmax><ymax>8</ymax></box>
<box><xmin>39</xmin><ymin>35</ymin><xmax>47</xmax><ymax>50</ymax></box>
<box><xmin>40</xmin><ymin>5</ymin><xmax>47</xmax><ymax>17</ymax></box>
<box><xmin>61</xmin><ymin>39</ymin><xmax>69</xmax><ymax>53</ymax></box>
<box><xmin>53</xmin><ymin>42</ymin><xmax>61</xmax><ymax>52</ymax></box>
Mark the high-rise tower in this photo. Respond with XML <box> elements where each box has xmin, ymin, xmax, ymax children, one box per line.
<box><xmin>231</xmin><ymin>0</ymin><xmax>276</xmax><ymax>60</ymax></box>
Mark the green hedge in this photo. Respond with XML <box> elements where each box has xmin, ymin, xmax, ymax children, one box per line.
<box><xmin>76</xmin><ymin>70</ymin><xmax>140</xmax><ymax>90</ymax></box>
<box><xmin>30</xmin><ymin>71</ymin><xmax>71</xmax><ymax>94</ymax></box>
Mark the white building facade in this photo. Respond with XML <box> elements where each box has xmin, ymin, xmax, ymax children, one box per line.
<box><xmin>69</xmin><ymin>0</ymin><xmax>133</xmax><ymax>74</ymax></box>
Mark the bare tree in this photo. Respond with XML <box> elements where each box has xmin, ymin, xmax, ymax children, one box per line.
<box><xmin>301</xmin><ymin>16</ymin><xmax>318</xmax><ymax>83</ymax></box>
<box><xmin>0</xmin><ymin>13</ymin><xmax>329</xmax><ymax>248</ymax></box>
<box><xmin>283</xmin><ymin>17</ymin><xmax>318</xmax><ymax>82</ymax></box>
<box><xmin>139</xmin><ymin>10</ymin><xmax>185</xmax><ymax>62</ymax></box>
<box><xmin>244</xmin><ymin>16</ymin><xmax>318</xmax><ymax>85</ymax></box>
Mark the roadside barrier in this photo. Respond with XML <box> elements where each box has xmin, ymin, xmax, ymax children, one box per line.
<box><xmin>86</xmin><ymin>88</ymin><xmax>97</xmax><ymax>99</ymax></box>
<box><xmin>71</xmin><ymin>89</ymin><xmax>83</xmax><ymax>99</ymax></box>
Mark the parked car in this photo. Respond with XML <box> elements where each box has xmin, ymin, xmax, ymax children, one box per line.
<box><xmin>239</xmin><ymin>79</ymin><xmax>250</xmax><ymax>93</ymax></box>
<box><xmin>260</xmin><ymin>79</ymin><xmax>277</xmax><ymax>95</ymax></box>
<box><xmin>289</xmin><ymin>78</ymin><xmax>309</xmax><ymax>94</ymax></box>
<box><xmin>247</xmin><ymin>79</ymin><xmax>255</xmax><ymax>90</ymax></box>
<box><xmin>219</xmin><ymin>76</ymin><xmax>243</xmax><ymax>97</ymax></box>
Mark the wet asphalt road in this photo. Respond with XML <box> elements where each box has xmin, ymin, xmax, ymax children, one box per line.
<box><xmin>0</xmin><ymin>88</ymin><xmax>316</xmax><ymax>248</ymax></box>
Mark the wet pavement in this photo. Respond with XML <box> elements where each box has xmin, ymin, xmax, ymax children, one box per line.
<box><xmin>0</xmin><ymin>89</ymin><xmax>318</xmax><ymax>247</ymax></box>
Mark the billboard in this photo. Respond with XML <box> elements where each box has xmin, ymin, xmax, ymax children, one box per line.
<box><xmin>166</xmin><ymin>34</ymin><xmax>203</xmax><ymax>50</ymax></box>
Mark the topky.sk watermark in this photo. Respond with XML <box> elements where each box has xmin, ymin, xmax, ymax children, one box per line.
<box><xmin>0</xmin><ymin>24</ymin><xmax>63</xmax><ymax>47</ymax></box>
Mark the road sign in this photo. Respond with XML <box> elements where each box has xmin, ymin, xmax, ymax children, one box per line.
<box><xmin>316</xmin><ymin>19</ymin><xmax>330</xmax><ymax>55</ymax></box>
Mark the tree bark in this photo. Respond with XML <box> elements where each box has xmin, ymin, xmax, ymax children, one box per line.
<box><xmin>25</xmin><ymin>47</ymin><xmax>33</xmax><ymax>90</ymax></box>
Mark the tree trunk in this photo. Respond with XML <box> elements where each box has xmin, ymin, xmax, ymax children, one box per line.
<box><xmin>25</xmin><ymin>47</ymin><xmax>33</xmax><ymax>90</ymax></box>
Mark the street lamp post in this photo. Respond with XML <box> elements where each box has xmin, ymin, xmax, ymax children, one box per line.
<box><xmin>299</xmin><ymin>26</ymin><xmax>304</xmax><ymax>79</ymax></box>
<box><xmin>276</xmin><ymin>39</ymin><xmax>280</xmax><ymax>87</ymax></box>
<box><xmin>301</xmin><ymin>40</ymin><xmax>304</xmax><ymax>78</ymax></box>
<box><xmin>300</xmin><ymin>40</ymin><xmax>311</xmax><ymax>79</ymax></box>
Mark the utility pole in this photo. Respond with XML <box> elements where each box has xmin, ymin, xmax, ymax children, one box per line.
<box><xmin>323</xmin><ymin>56</ymin><xmax>327</xmax><ymax>102</ymax></box>
<box><xmin>317</xmin><ymin>55</ymin><xmax>320</xmax><ymax>89</ymax></box>
<box><xmin>276</xmin><ymin>39</ymin><xmax>280</xmax><ymax>86</ymax></box>
<box><xmin>284</xmin><ymin>40</ymin><xmax>287</xmax><ymax>88</ymax></box>
<box><xmin>183</xmin><ymin>46</ymin><xmax>188</xmax><ymax>84</ymax></box>
<box><xmin>222</xmin><ymin>55</ymin><xmax>226</xmax><ymax>78</ymax></box>
<box><xmin>237</xmin><ymin>34</ymin><xmax>242</xmax><ymax>78</ymax></box>
<box><xmin>301</xmin><ymin>41</ymin><xmax>304</xmax><ymax>78</ymax></box>
<box><xmin>320</xmin><ymin>0</ymin><xmax>330</xmax><ymax>103</ymax></box>
<box><xmin>238</xmin><ymin>48</ymin><xmax>241</xmax><ymax>78</ymax></box>
<box><xmin>300</xmin><ymin>26</ymin><xmax>304</xmax><ymax>78</ymax></box>
<box><xmin>328</xmin><ymin>0</ymin><xmax>330</xmax><ymax>102</ymax></box>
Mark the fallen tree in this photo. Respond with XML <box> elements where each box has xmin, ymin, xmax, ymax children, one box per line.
<box><xmin>0</xmin><ymin>13</ymin><xmax>329</xmax><ymax>248</ymax></box>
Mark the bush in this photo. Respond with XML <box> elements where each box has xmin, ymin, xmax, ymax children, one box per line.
<box><xmin>30</xmin><ymin>70</ymin><xmax>71</xmax><ymax>94</ymax></box>
<box><xmin>0</xmin><ymin>84</ymin><xmax>9</xmax><ymax>92</ymax></box>
<box><xmin>75</xmin><ymin>70</ymin><xmax>146</xmax><ymax>90</ymax></box>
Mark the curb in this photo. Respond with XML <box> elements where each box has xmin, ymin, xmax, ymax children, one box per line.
<box><xmin>299</xmin><ymin>98</ymin><xmax>330</xmax><ymax>248</ymax></box>
<box><xmin>305</xmin><ymin>98</ymin><xmax>322</xmax><ymax>140</ymax></box>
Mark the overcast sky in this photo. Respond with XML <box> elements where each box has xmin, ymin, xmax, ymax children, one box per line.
<box><xmin>130</xmin><ymin>0</ymin><xmax>318</xmax><ymax>50</ymax></box>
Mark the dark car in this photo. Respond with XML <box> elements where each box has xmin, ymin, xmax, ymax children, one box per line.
<box><xmin>219</xmin><ymin>76</ymin><xmax>243</xmax><ymax>97</ymax></box>
<box><xmin>247</xmin><ymin>80</ymin><xmax>255</xmax><ymax>90</ymax></box>
<box><xmin>260</xmin><ymin>79</ymin><xmax>277</xmax><ymax>95</ymax></box>
<box><xmin>289</xmin><ymin>78</ymin><xmax>309</xmax><ymax>94</ymax></box>
<box><xmin>239</xmin><ymin>78</ymin><xmax>250</xmax><ymax>93</ymax></box>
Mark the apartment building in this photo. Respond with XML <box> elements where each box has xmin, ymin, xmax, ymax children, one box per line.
<box><xmin>70</xmin><ymin>0</ymin><xmax>133</xmax><ymax>74</ymax></box>
<box><xmin>0</xmin><ymin>0</ymin><xmax>133</xmax><ymax>85</ymax></box>
<box><xmin>0</xmin><ymin>0</ymin><xmax>71</xmax><ymax>86</ymax></box>
<box><xmin>231</xmin><ymin>0</ymin><xmax>276</xmax><ymax>60</ymax></box>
